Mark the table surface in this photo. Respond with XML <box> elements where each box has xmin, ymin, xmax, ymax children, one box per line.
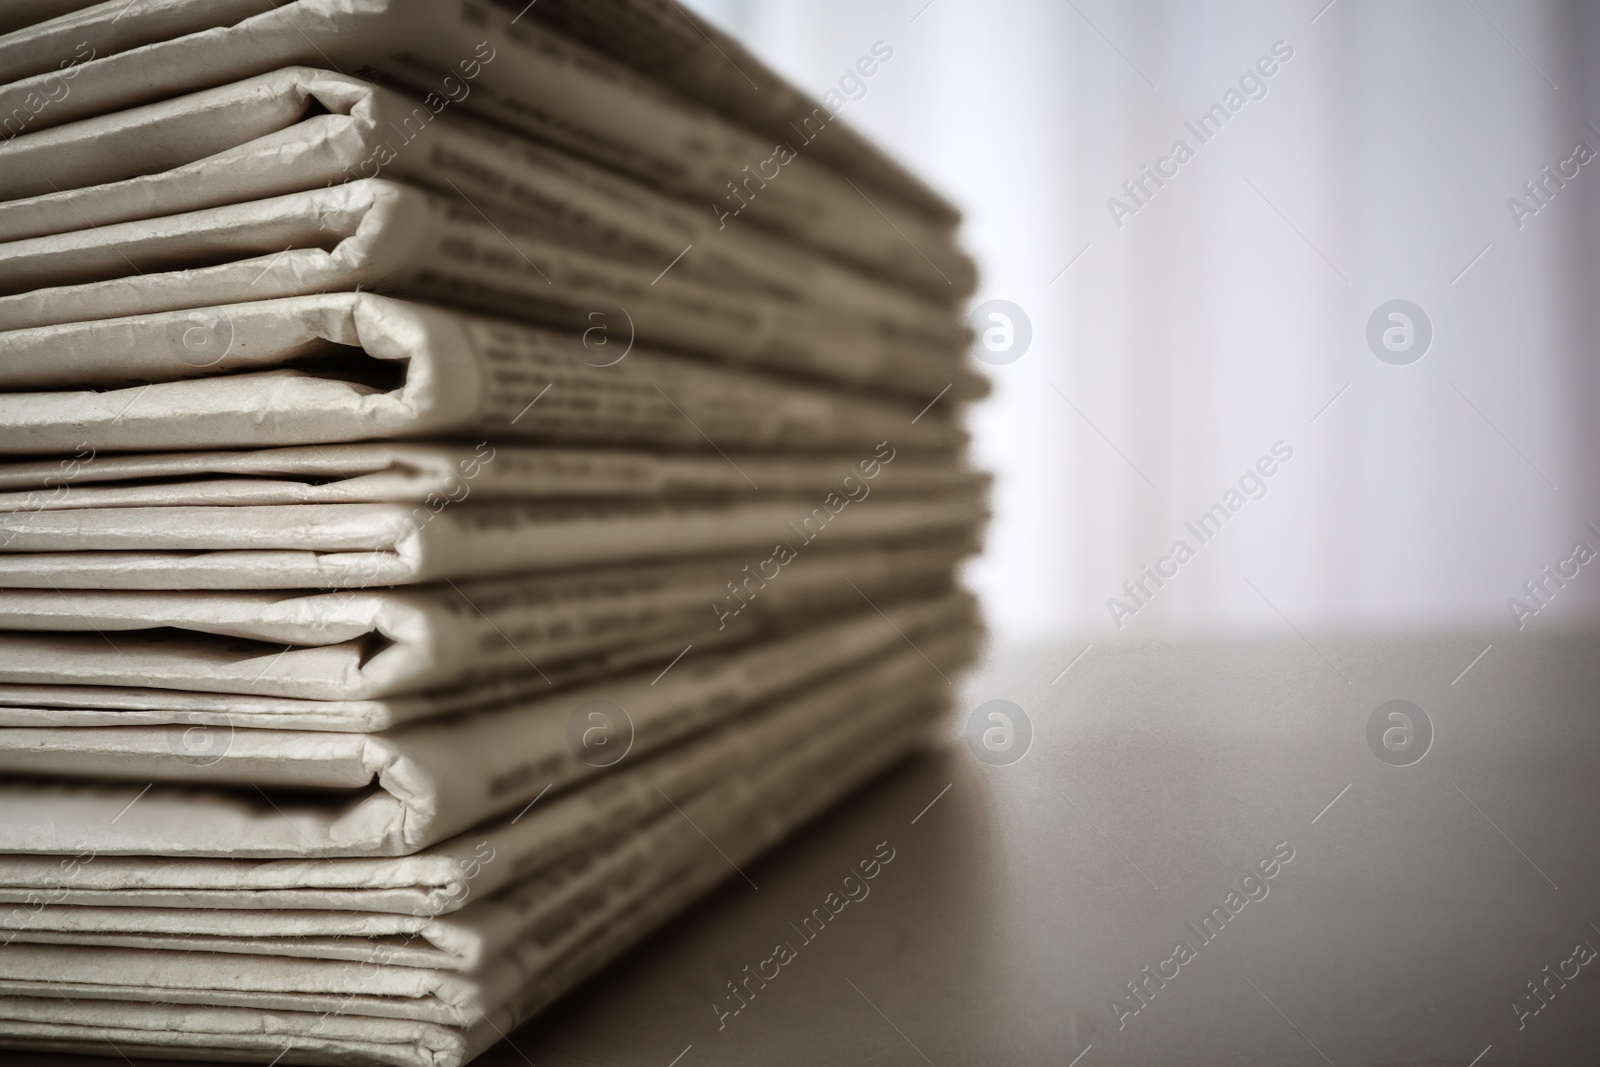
<box><xmin>31</xmin><ymin>631</ymin><xmax>1600</xmax><ymax>1066</ymax></box>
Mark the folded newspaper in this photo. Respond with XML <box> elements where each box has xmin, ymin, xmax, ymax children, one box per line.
<box><xmin>0</xmin><ymin>2</ymin><xmax>987</xmax><ymax>1064</ymax></box>
<box><xmin>0</xmin><ymin>540</ymin><xmax>969</xmax><ymax>699</ymax></box>
<box><xmin>0</xmin><ymin>638</ymin><xmax>962</xmax><ymax>970</ymax></box>
<box><xmin>0</xmin><ymin>633</ymin><xmax>959</xmax><ymax>922</ymax></box>
<box><xmin>0</xmin><ymin>491</ymin><xmax>983</xmax><ymax>589</ymax></box>
<box><xmin>0</xmin><ymin>592</ymin><xmax>974</xmax><ymax>856</ymax></box>
<box><xmin>0</xmin><ymin>442</ymin><xmax>982</xmax><ymax>509</ymax></box>
<box><xmin>0</xmin><ymin>689</ymin><xmax>947</xmax><ymax>1066</ymax></box>
<box><xmin>0</xmin><ymin>293</ymin><xmax>977</xmax><ymax>455</ymax></box>
<box><xmin>0</xmin><ymin>65</ymin><xmax>961</xmax><ymax>362</ymax></box>
<box><xmin>0</xmin><ymin>179</ymin><xmax>973</xmax><ymax>403</ymax></box>
<box><xmin>0</xmin><ymin>0</ymin><xmax>975</xmax><ymax>298</ymax></box>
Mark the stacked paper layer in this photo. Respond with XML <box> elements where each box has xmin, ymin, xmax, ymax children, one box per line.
<box><xmin>0</xmin><ymin>2</ymin><xmax>987</xmax><ymax>1064</ymax></box>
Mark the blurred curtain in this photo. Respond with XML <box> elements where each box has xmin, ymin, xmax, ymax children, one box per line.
<box><xmin>687</xmin><ymin>0</ymin><xmax>1600</xmax><ymax>643</ymax></box>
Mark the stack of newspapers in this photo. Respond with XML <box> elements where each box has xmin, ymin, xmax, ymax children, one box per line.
<box><xmin>0</xmin><ymin>1</ymin><xmax>986</xmax><ymax>1065</ymax></box>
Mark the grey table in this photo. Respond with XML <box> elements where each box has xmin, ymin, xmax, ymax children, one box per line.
<box><xmin>31</xmin><ymin>631</ymin><xmax>1600</xmax><ymax>1066</ymax></box>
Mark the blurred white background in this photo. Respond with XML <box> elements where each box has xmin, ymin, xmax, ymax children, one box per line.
<box><xmin>685</xmin><ymin>0</ymin><xmax>1600</xmax><ymax>646</ymax></box>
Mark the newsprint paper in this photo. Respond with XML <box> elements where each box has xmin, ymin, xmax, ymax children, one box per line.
<box><xmin>0</xmin><ymin>293</ymin><xmax>977</xmax><ymax>455</ymax></box>
<box><xmin>0</xmin><ymin>0</ymin><xmax>974</xmax><ymax>296</ymax></box>
<box><xmin>0</xmin><ymin>659</ymin><xmax>959</xmax><ymax>1065</ymax></box>
<box><xmin>0</xmin><ymin>593</ymin><xmax>975</xmax><ymax>855</ymax></box>
<box><xmin>0</xmin><ymin>3</ymin><xmax>985</xmax><ymax>1063</ymax></box>
<box><xmin>0</xmin><ymin>540</ymin><xmax>968</xmax><ymax>699</ymax></box>
<box><xmin>0</xmin><ymin>65</ymin><xmax>961</xmax><ymax>362</ymax></box>
<box><xmin>0</xmin><ymin>178</ymin><xmax>966</xmax><ymax>400</ymax></box>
